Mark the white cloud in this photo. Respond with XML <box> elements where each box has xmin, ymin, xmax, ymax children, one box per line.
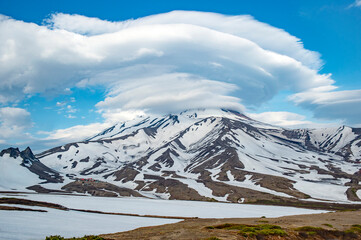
<box><xmin>0</xmin><ymin>11</ymin><xmax>331</xmax><ymax>107</ymax></box>
<box><xmin>289</xmin><ymin>88</ymin><xmax>361</xmax><ymax>124</ymax></box>
<box><xmin>248</xmin><ymin>111</ymin><xmax>311</xmax><ymax>128</ymax></box>
<box><xmin>0</xmin><ymin>107</ymin><xmax>32</xmax><ymax>139</ymax></box>
<box><xmin>55</xmin><ymin>100</ymin><xmax>78</xmax><ymax>117</ymax></box>
<box><xmin>96</xmin><ymin>73</ymin><xmax>243</xmax><ymax>115</ymax></box>
<box><xmin>56</xmin><ymin>101</ymin><xmax>66</xmax><ymax>107</ymax></box>
<box><xmin>65</xmin><ymin>114</ymin><xmax>76</xmax><ymax>119</ymax></box>
<box><xmin>349</xmin><ymin>0</ymin><xmax>361</xmax><ymax>8</ymax></box>
<box><xmin>38</xmin><ymin>122</ymin><xmax>112</xmax><ymax>143</ymax></box>
<box><xmin>45</xmin><ymin>13</ymin><xmax>131</xmax><ymax>36</ymax></box>
<box><xmin>248</xmin><ymin>111</ymin><xmax>340</xmax><ymax>129</ymax></box>
<box><xmin>48</xmin><ymin>11</ymin><xmax>323</xmax><ymax>70</ymax></box>
<box><xmin>99</xmin><ymin>109</ymin><xmax>150</xmax><ymax>124</ymax></box>
<box><xmin>0</xmin><ymin>11</ymin><xmax>359</xmax><ymax>127</ymax></box>
<box><xmin>66</xmin><ymin>105</ymin><xmax>77</xmax><ymax>113</ymax></box>
<box><xmin>28</xmin><ymin>110</ymin><xmax>145</xmax><ymax>150</ymax></box>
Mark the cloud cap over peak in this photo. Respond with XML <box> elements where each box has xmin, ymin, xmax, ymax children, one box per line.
<box><xmin>0</xmin><ymin>11</ymin><xmax>359</xmax><ymax>126</ymax></box>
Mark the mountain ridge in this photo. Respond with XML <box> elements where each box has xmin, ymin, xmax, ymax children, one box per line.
<box><xmin>1</xmin><ymin>109</ymin><xmax>361</xmax><ymax>203</ymax></box>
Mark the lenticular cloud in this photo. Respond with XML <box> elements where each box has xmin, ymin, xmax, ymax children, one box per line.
<box><xmin>0</xmin><ymin>10</ymin><xmax>348</xmax><ymax>119</ymax></box>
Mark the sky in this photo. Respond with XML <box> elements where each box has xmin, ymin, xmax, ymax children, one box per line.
<box><xmin>0</xmin><ymin>0</ymin><xmax>360</xmax><ymax>152</ymax></box>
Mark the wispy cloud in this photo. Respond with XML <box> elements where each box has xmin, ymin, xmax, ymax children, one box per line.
<box><xmin>248</xmin><ymin>111</ymin><xmax>340</xmax><ymax>129</ymax></box>
<box><xmin>289</xmin><ymin>88</ymin><xmax>361</xmax><ymax>124</ymax></box>
<box><xmin>348</xmin><ymin>0</ymin><xmax>361</xmax><ymax>8</ymax></box>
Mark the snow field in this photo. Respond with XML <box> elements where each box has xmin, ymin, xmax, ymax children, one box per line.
<box><xmin>0</xmin><ymin>206</ymin><xmax>179</xmax><ymax>240</ymax></box>
<box><xmin>0</xmin><ymin>155</ymin><xmax>40</xmax><ymax>191</ymax></box>
<box><xmin>0</xmin><ymin>193</ymin><xmax>327</xmax><ymax>218</ymax></box>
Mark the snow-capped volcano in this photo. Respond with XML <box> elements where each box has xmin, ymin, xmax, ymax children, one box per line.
<box><xmin>1</xmin><ymin>109</ymin><xmax>361</xmax><ymax>203</ymax></box>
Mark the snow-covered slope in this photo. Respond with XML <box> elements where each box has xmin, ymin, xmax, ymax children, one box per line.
<box><xmin>0</xmin><ymin>147</ymin><xmax>63</xmax><ymax>191</ymax></box>
<box><xmin>2</xmin><ymin>109</ymin><xmax>361</xmax><ymax>203</ymax></box>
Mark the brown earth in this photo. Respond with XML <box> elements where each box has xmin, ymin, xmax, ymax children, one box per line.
<box><xmin>0</xmin><ymin>197</ymin><xmax>68</xmax><ymax>210</ymax></box>
<box><xmin>101</xmin><ymin>210</ymin><xmax>361</xmax><ymax>240</ymax></box>
<box><xmin>27</xmin><ymin>184</ymin><xmax>68</xmax><ymax>194</ymax></box>
<box><xmin>0</xmin><ymin>205</ymin><xmax>47</xmax><ymax>212</ymax></box>
<box><xmin>61</xmin><ymin>180</ymin><xmax>144</xmax><ymax>197</ymax></box>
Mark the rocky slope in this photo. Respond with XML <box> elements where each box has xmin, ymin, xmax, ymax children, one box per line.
<box><xmin>1</xmin><ymin>109</ymin><xmax>361</xmax><ymax>203</ymax></box>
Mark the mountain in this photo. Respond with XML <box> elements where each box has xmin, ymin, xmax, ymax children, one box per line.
<box><xmin>1</xmin><ymin>109</ymin><xmax>361</xmax><ymax>203</ymax></box>
<box><xmin>0</xmin><ymin>147</ymin><xmax>63</xmax><ymax>191</ymax></box>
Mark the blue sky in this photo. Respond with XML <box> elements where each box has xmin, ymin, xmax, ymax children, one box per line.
<box><xmin>0</xmin><ymin>0</ymin><xmax>360</xmax><ymax>151</ymax></box>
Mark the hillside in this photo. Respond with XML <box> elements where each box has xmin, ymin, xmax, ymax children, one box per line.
<box><xmin>1</xmin><ymin>109</ymin><xmax>361</xmax><ymax>204</ymax></box>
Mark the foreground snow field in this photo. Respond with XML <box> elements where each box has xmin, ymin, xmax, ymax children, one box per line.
<box><xmin>0</xmin><ymin>193</ymin><xmax>329</xmax><ymax>240</ymax></box>
<box><xmin>1</xmin><ymin>193</ymin><xmax>328</xmax><ymax>218</ymax></box>
<box><xmin>0</xmin><ymin>205</ymin><xmax>179</xmax><ymax>240</ymax></box>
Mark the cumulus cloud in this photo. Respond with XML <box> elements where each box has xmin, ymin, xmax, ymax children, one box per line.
<box><xmin>0</xmin><ymin>107</ymin><xmax>32</xmax><ymax>139</ymax></box>
<box><xmin>0</xmin><ymin>10</ymin><xmax>359</xmax><ymax>129</ymax></box>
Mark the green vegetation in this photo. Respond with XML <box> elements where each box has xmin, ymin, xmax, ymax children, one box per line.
<box><xmin>295</xmin><ymin>226</ymin><xmax>323</xmax><ymax>232</ymax></box>
<box><xmin>304</xmin><ymin>194</ymin><xmax>311</xmax><ymax>199</ymax></box>
<box><xmin>295</xmin><ymin>226</ymin><xmax>325</xmax><ymax>237</ymax></box>
<box><xmin>45</xmin><ymin>237</ymin><xmax>64</xmax><ymax>240</ymax></box>
<box><xmin>257</xmin><ymin>220</ymin><xmax>269</xmax><ymax>223</ymax></box>
<box><xmin>206</xmin><ymin>223</ymin><xmax>286</xmax><ymax>237</ymax></box>
<box><xmin>346</xmin><ymin>224</ymin><xmax>361</xmax><ymax>233</ymax></box>
<box><xmin>249</xmin><ymin>199</ymin><xmax>361</xmax><ymax>211</ymax></box>
<box><xmin>45</xmin><ymin>235</ymin><xmax>105</xmax><ymax>240</ymax></box>
<box><xmin>295</xmin><ymin>225</ymin><xmax>361</xmax><ymax>239</ymax></box>
<box><xmin>322</xmin><ymin>223</ymin><xmax>333</xmax><ymax>228</ymax></box>
<box><xmin>206</xmin><ymin>198</ymin><xmax>218</xmax><ymax>202</ymax></box>
<box><xmin>307</xmin><ymin>231</ymin><xmax>317</xmax><ymax>236</ymax></box>
<box><xmin>238</xmin><ymin>225</ymin><xmax>286</xmax><ymax>237</ymax></box>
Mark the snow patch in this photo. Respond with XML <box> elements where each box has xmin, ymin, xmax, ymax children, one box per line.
<box><xmin>0</xmin><ymin>155</ymin><xmax>40</xmax><ymax>191</ymax></box>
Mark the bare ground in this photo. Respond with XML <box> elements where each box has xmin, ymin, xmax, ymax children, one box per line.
<box><xmin>101</xmin><ymin>210</ymin><xmax>361</xmax><ymax>240</ymax></box>
<box><xmin>0</xmin><ymin>205</ymin><xmax>47</xmax><ymax>212</ymax></box>
<box><xmin>1</xmin><ymin>195</ymin><xmax>361</xmax><ymax>239</ymax></box>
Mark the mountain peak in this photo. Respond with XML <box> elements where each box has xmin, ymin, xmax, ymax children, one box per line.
<box><xmin>20</xmin><ymin>146</ymin><xmax>36</xmax><ymax>160</ymax></box>
<box><xmin>0</xmin><ymin>147</ymin><xmax>21</xmax><ymax>158</ymax></box>
<box><xmin>0</xmin><ymin>146</ymin><xmax>36</xmax><ymax>160</ymax></box>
